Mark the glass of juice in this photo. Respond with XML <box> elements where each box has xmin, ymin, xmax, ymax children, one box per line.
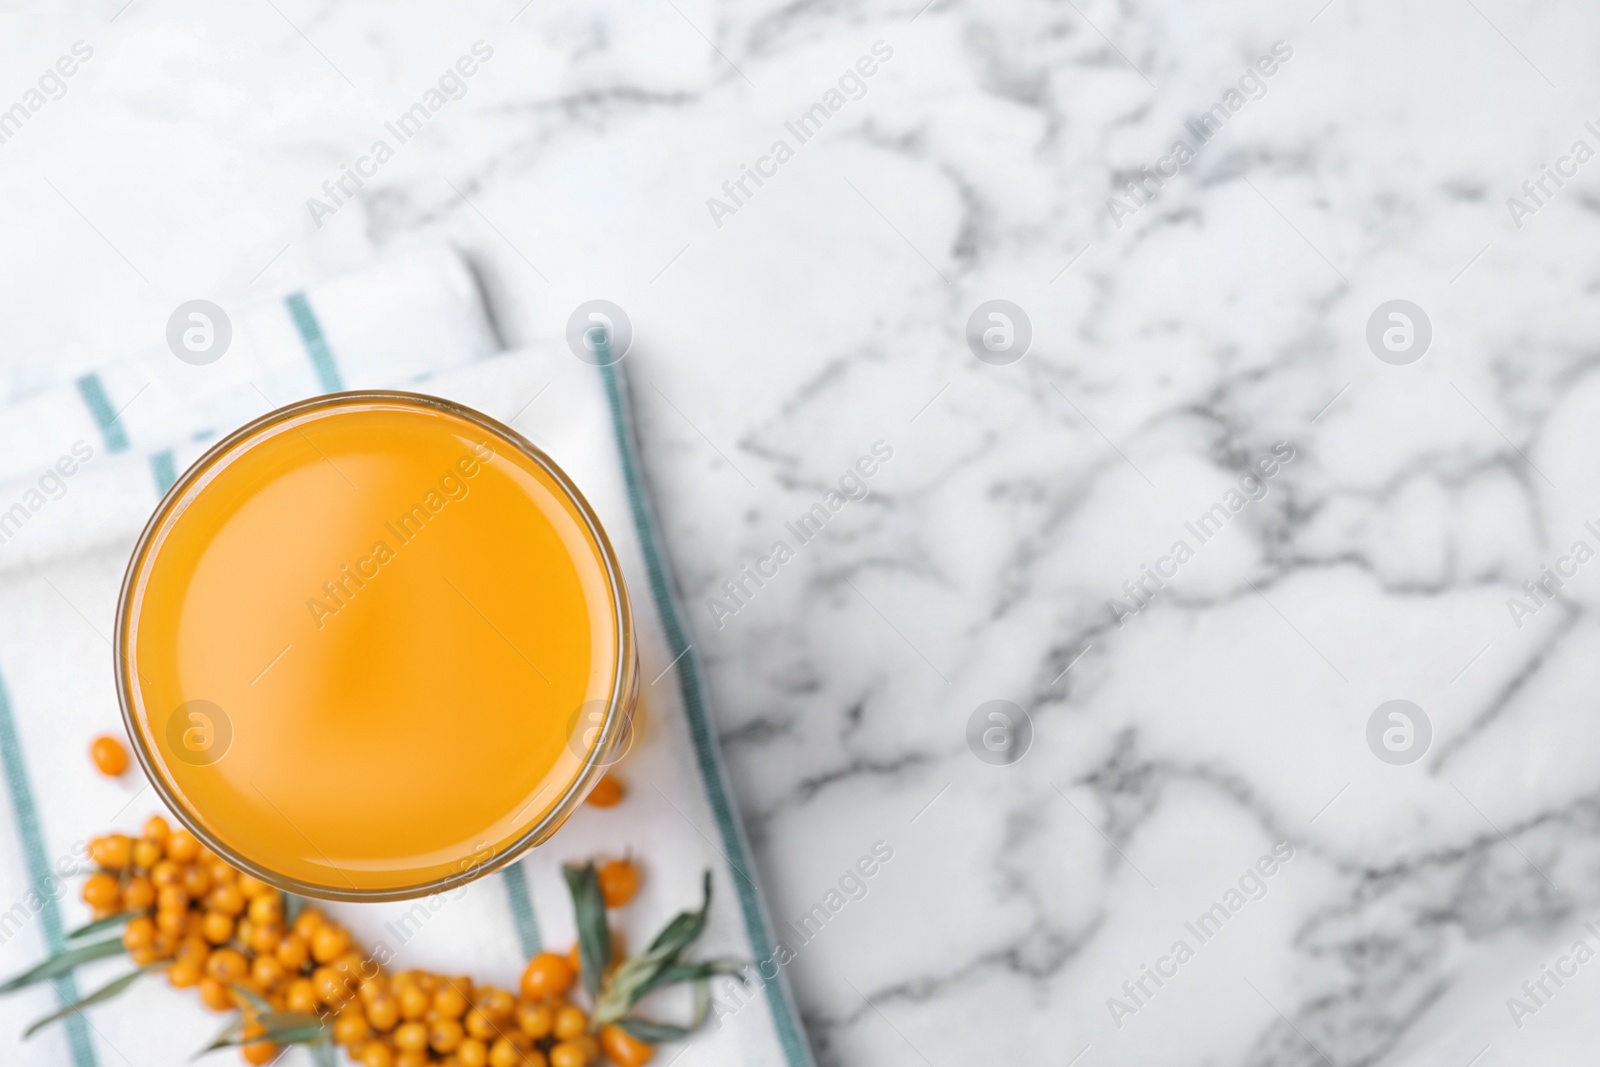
<box><xmin>115</xmin><ymin>391</ymin><xmax>637</xmax><ymax>901</ymax></box>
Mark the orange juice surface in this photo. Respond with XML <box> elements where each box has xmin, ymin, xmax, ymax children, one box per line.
<box><xmin>117</xmin><ymin>394</ymin><xmax>628</xmax><ymax>898</ymax></box>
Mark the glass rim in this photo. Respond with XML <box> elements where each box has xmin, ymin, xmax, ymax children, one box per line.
<box><xmin>114</xmin><ymin>389</ymin><xmax>637</xmax><ymax>902</ymax></box>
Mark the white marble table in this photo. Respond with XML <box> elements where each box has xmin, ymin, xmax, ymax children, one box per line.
<box><xmin>5</xmin><ymin>1</ymin><xmax>1600</xmax><ymax>1064</ymax></box>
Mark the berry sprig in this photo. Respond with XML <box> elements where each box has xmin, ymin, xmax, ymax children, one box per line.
<box><xmin>0</xmin><ymin>793</ymin><xmax>740</xmax><ymax>1067</ymax></box>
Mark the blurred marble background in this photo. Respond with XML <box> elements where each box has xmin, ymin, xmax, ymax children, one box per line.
<box><xmin>6</xmin><ymin>0</ymin><xmax>1600</xmax><ymax>1064</ymax></box>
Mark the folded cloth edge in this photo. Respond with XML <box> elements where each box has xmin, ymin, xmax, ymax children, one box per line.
<box><xmin>596</xmin><ymin>361</ymin><xmax>816</xmax><ymax>1067</ymax></box>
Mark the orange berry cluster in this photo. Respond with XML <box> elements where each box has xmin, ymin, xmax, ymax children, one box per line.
<box><xmin>85</xmin><ymin>815</ymin><xmax>304</xmax><ymax>1063</ymax></box>
<box><xmin>83</xmin><ymin>815</ymin><xmax>649</xmax><ymax>1067</ymax></box>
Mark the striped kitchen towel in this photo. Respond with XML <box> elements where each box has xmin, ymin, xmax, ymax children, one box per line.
<box><xmin>0</xmin><ymin>248</ymin><xmax>813</xmax><ymax>1067</ymax></box>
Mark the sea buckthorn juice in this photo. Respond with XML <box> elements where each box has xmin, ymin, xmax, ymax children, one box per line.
<box><xmin>116</xmin><ymin>392</ymin><xmax>636</xmax><ymax>900</ymax></box>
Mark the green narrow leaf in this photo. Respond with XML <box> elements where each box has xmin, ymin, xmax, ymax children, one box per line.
<box><xmin>618</xmin><ymin>1016</ymin><xmax>696</xmax><ymax>1043</ymax></box>
<box><xmin>0</xmin><ymin>936</ymin><xmax>127</xmax><ymax>994</ymax></box>
<box><xmin>636</xmin><ymin>959</ymin><xmax>747</xmax><ymax>1000</ymax></box>
<box><xmin>251</xmin><ymin>1012</ymin><xmax>326</xmax><ymax>1031</ymax></box>
<box><xmin>191</xmin><ymin>1014</ymin><xmax>246</xmax><ymax>1060</ymax></box>
<box><xmin>251</xmin><ymin>1025</ymin><xmax>330</xmax><ymax>1045</ymax></box>
<box><xmin>65</xmin><ymin>910</ymin><xmax>140</xmax><ymax>943</ymax></box>
<box><xmin>643</xmin><ymin>871</ymin><xmax>713</xmax><ymax>962</ymax></box>
<box><xmin>617</xmin><ymin>980</ymin><xmax>714</xmax><ymax>1048</ymax></box>
<box><xmin>230</xmin><ymin>984</ymin><xmax>272</xmax><ymax>1014</ymax></box>
<box><xmin>563</xmin><ymin>862</ymin><xmax>611</xmax><ymax>1001</ymax></box>
<box><xmin>22</xmin><ymin>966</ymin><xmax>150</xmax><ymax>1038</ymax></box>
<box><xmin>203</xmin><ymin>1024</ymin><xmax>330</xmax><ymax>1051</ymax></box>
<box><xmin>592</xmin><ymin>956</ymin><xmax>665</xmax><ymax>1026</ymax></box>
<box><xmin>282</xmin><ymin>892</ymin><xmax>305</xmax><ymax>926</ymax></box>
<box><xmin>193</xmin><ymin>1014</ymin><xmax>327</xmax><ymax>1057</ymax></box>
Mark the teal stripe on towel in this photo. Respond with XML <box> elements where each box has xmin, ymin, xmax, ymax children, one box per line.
<box><xmin>500</xmin><ymin>863</ymin><xmax>542</xmax><ymax>958</ymax></box>
<box><xmin>285</xmin><ymin>292</ymin><xmax>344</xmax><ymax>393</ymax></box>
<box><xmin>597</xmin><ymin>355</ymin><xmax>815</xmax><ymax>1067</ymax></box>
<box><xmin>74</xmin><ymin>374</ymin><xmax>129</xmax><ymax>454</ymax></box>
<box><xmin>0</xmin><ymin>668</ymin><xmax>99</xmax><ymax>1067</ymax></box>
<box><xmin>150</xmin><ymin>450</ymin><xmax>177</xmax><ymax>495</ymax></box>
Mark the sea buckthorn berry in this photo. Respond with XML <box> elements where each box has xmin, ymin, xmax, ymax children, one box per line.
<box><xmin>208</xmin><ymin>883</ymin><xmax>246</xmax><ymax>917</ymax></box>
<box><xmin>600</xmin><ymin>1024</ymin><xmax>653</xmax><ymax>1067</ymax></box>
<box><xmin>236</xmin><ymin>918</ymin><xmax>256</xmax><ymax>947</ymax></box>
<box><xmin>335</xmin><ymin>1007</ymin><xmax>373</xmax><ymax>1046</ymax></box>
<box><xmin>515</xmin><ymin>1001</ymin><xmax>552</xmax><ymax>1039</ymax></box>
<box><xmin>396</xmin><ymin>1051</ymin><xmax>428</xmax><ymax>1067</ymax></box>
<box><xmin>251</xmin><ymin>954</ymin><xmax>286</xmax><ymax>990</ymax></box>
<box><xmin>122</xmin><ymin>875</ymin><xmax>155</xmax><ymax>911</ymax></box>
<box><xmin>122</xmin><ymin>916</ymin><xmax>156</xmax><ymax>951</ymax></box>
<box><xmin>81</xmin><ymin>872</ymin><xmax>119</xmax><ymax>909</ymax></box>
<box><xmin>398</xmin><ymin>982</ymin><xmax>430</xmax><ymax>1019</ymax></box>
<box><xmin>584</xmin><ymin>774</ymin><xmax>624</xmax><ymax>808</ymax></box>
<box><xmin>156</xmin><ymin>909</ymin><xmax>187</xmax><ymax>937</ymax></box>
<box><xmin>183</xmin><ymin>864</ymin><xmax>213</xmax><ymax>897</ymax></box>
<box><xmin>249</xmin><ymin>922</ymin><xmax>282</xmax><ymax>955</ymax></box>
<box><xmin>464</xmin><ymin>1009</ymin><xmax>498</xmax><ymax>1040</ymax></box>
<box><xmin>242</xmin><ymin>1040</ymin><xmax>280</xmax><ymax>1065</ymax></box>
<box><xmin>597</xmin><ymin>859</ymin><xmax>639</xmax><ymax>908</ymax></box>
<box><xmin>89</xmin><ymin>735</ymin><xmax>128</xmax><ymax>777</ymax></box>
<box><xmin>456</xmin><ymin>1037</ymin><xmax>490</xmax><ymax>1067</ymax></box>
<box><xmin>519</xmin><ymin>953</ymin><xmax>573</xmax><ymax>1001</ymax></box>
<box><xmin>198</xmin><ymin>977</ymin><xmax>234</xmax><ymax>1012</ymax></box>
<box><xmin>393</xmin><ymin>1022</ymin><xmax>429</xmax><ymax>1053</ymax></box>
<box><xmin>165</xmin><ymin>830</ymin><xmax>200</xmax><ymax>863</ymax></box>
<box><xmin>128</xmin><ymin>945</ymin><xmax>162</xmax><ymax>967</ymax></box>
<box><xmin>552</xmin><ymin>1005</ymin><xmax>587</xmax><ymax>1041</ymax></box>
<box><xmin>360</xmin><ymin>974</ymin><xmax>389</xmax><ymax>1004</ymax></box>
<box><xmin>549</xmin><ymin>1041</ymin><xmax>589</xmax><ymax>1067</ymax></box>
<box><xmin>488</xmin><ymin>1038</ymin><xmax>524</xmax><ymax>1067</ymax></box>
<box><xmin>141</xmin><ymin>814</ymin><xmax>170</xmax><ymax>843</ymax></box>
<box><xmin>312</xmin><ymin>923</ymin><xmax>351</xmax><ymax>964</ymax></box>
<box><xmin>362</xmin><ymin>1044</ymin><xmax>396</xmax><ymax>1067</ymax></box>
<box><xmin>131</xmin><ymin>839</ymin><xmax>162</xmax><ymax>871</ymax></box>
<box><xmin>476</xmin><ymin>987</ymin><xmax>515</xmax><ymax>1020</ymax></box>
<box><xmin>316</xmin><ymin>965</ymin><xmax>356</xmax><ymax>1006</ymax></box>
<box><xmin>247</xmin><ymin>893</ymin><xmax>282</xmax><ymax>925</ymax></box>
<box><xmin>150</xmin><ymin>860</ymin><xmax>182</xmax><ymax>887</ymax></box>
<box><xmin>334</xmin><ymin>950</ymin><xmax>368</xmax><ymax>979</ymax></box>
<box><xmin>240</xmin><ymin>1021</ymin><xmax>279</xmax><ymax>1066</ymax></box>
<box><xmin>206</xmin><ymin>947</ymin><xmax>249</xmax><ymax>985</ymax></box>
<box><xmin>285</xmin><ymin>977</ymin><xmax>318</xmax><ymax>1014</ymax></box>
<box><xmin>430</xmin><ymin>1018</ymin><xmax>465</xmax><ymax>1054</ymax></box>
<box><xmin>292</xmin><ymin>906</ymin><xmax>325</xmax><ymax>940</ymax></box>
<box><xmin>168</xmin><ymin>958</ymin><xmax>202</xmax><ymax>988</ymax></box>
<box><xmin>367</xmin><ymin>994</ymin><xmax>400</xmax><ymax>1033</ymax></box>
<box><xmin>275</xmin><ymin>932</ymin><xmax>309</xmax><ymax>971</ymax></box>
<box><xmin>236</xmin><ymin>873</ymin><xmax>273</xmax><ymax>898</ymax></box>
<box><xmin>201</xmin><ymin>911</ymin><xmax>233</xmax><ymax>945</ymax></box>
<box><xmin>434</xmin><ymin>983</ymin><xmax>470</xmax><ymax>1019</ymax></box>
<box><xmin>156</xmin><ymin>885</ymin><xmax>189</xmax><ymax>913</ymax></box>
<box><xmin>89</xmin><ymin>834</ymin><xmax>133</xmax><ymax>870</ymax></box>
